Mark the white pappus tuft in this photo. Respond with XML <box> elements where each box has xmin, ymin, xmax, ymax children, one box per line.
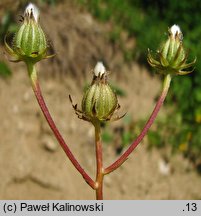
<box><xmin>24</xmin><ymin>3</ymin><xmax>40</xmax><ymax>22</ymax></box>
<box><xmin>170</xmin><ymin>24</ymin><xmax>182</xmax><ymax>37</ymax></box>
<box><xmin>94</xmin><ymin>62</ymin><xmax>106</xmax><ymax>77</ymax></box>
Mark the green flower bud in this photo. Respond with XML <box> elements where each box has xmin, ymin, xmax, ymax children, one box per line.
<box><xmin>148</xmin><ymin>24</ymin><xmax>196</xmax><ymax>76</ymax></box>
<box><xmin>82</xmin><ymin>62</ymin><xmax>118</xmax><ymax>122</ymax></box>
<box><xmin>5</xmin><ymin>3</ymin><xmax>51</xmax><ymax>64</ymax></box>
<box><xmin>70</xmin><ymin>62</ymin><xmax>124</xmax><ymax>123</ymax></box>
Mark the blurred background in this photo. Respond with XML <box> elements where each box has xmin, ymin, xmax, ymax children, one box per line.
<box><xmin>0</xmin><ymin>0</ymin><xmax>201</xmax><ymax>199</ymax></box>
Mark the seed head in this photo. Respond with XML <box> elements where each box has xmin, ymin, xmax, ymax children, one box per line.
<box><xmin>147</xmin><ymin>24</ymin><xmax>196</xmax><ymax>76</ymax></box>
<box><xmin>4</xmin><ymin>3</ymin><xmax>54</xmax><ymax>65</ymax></box>
<box><xmin>70</xmin><ymin>62</ymin><xmax>125</xmax><ymax>123</ymax></box>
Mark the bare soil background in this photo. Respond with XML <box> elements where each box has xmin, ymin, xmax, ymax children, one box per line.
<box><xmin>0</xmin><ymin>1</ymin><xmax>201</xmax><ymax>199</ymax></box>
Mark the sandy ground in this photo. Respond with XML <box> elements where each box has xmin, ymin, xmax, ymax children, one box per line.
<box><xmin>0</xmin><ymin>1</ymin><xmax>201</xmax><ymax>200</ymax></box>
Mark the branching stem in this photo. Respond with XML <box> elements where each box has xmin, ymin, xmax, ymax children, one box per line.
<box><xmin>27</xmin><ymin>63</ymin><xmax>95</xmax><ymax>189</ymax></box>
<box><xmin>104</xmin><ymin>74</ymin><xmax>172</xmax><ymax>174</ymax></box>
<box><xmin>26</xmin><ymin>62</ymin><xmax>171</xmax><ymax>199</ymax></box>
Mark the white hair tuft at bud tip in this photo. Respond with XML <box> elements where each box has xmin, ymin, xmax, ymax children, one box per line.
<box><xmin>170</xmin><ymin>24</ymin><xmax>181</xmax><ymax>37</ymax></box>
<box><xmin>25</xmin><ymin>3</ymin><xmax>40</xmax><ymax>22</ymax></box>
<box><xmin>94</xmin><ymin>62</ymin><xmax>106</xmax><ymax>77</ymax></box>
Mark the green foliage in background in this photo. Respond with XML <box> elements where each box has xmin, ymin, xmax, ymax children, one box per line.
<box><xmin>0</xmin><ymin>12</ymin><xmax>15</xmax><ymax>77</ymax></box>
<box><xmin>0</xmin><ymin>12</ymin><xmax>17</xmax><ymax>42</ymax></box>
<box><xmin>0</xmin><ymin>61</ymin><xmax>11</xmax><ymax>77</ymax></box>
<box><xmin>102</xmin><ymin>114</ymin><xmax>136</xmax><ymax>154</ymax></box>
<box><xmin>38</xmin><ymin>0</ymin><xmax>60</xmax><ymax>6</ymax></box>
<box><xmin>77</xmin><ymin>0</ymin><xmax>201</xmax><ymax>166</ymax></box>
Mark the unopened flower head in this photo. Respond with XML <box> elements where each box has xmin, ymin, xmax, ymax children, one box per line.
<box><xmin>70</xmin><ymin>62</ymin><xmax>124</xmax><ymax>123</ymax></box>
<box><xmin>147</xmin><ymin>24</ymin><xmax>195</xmax><ymax>76</ymax></box>
<box><xmin>4</xmin><ymin>3</ymin><xmax>52</xmax><ymax>64</ymax></box>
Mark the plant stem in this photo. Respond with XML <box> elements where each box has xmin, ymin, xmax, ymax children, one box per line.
<box><xmin>27</xmin><ymin>63</ymin><xmax>95</xmax><ymax>189</ymax></box>
<box><xmin>104</xmin><ymin>74</ymin><xmax>172</xmax><ymax>174</ymax></box>
<box><xmin>94</xmin><ymin>120</ymin><xmax>104</xmax><ymax>200</ymax></box>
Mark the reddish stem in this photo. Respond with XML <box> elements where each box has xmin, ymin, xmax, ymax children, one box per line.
<box><xmin>28</xmin><ymin>64</ymin><xmax>95</xmax><ymax>189</ymax></box>
<box><xmin>104</xmin><ymin>74</ymin><xmax>171</xmax><ymax>174</ymax></box>
<box><xmin>94</xmin><ymin>121</ymin><xmax>104</xmax><ymax>200</ymax></box>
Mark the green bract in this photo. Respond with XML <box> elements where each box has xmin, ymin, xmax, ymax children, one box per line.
<box><xmin>82</xmin><ymin>76</ymin><xmax>118</xmax><ymax>121</ymax></box>
<box><xmin>147</xmin><ymin>24</ymin><xmax>196</xmax><ymax>75</ymax></box>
